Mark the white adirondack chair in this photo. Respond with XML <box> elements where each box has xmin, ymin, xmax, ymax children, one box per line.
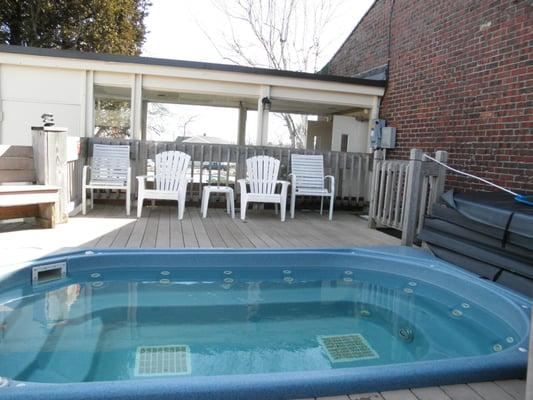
<box><xmin>289</xmin><ymin>154</ymin><xmax>335</xmax><ymax>220</ymax></box>
<box><xmin>137</xmin><ymin>151</ymin><xmax>190</xmax><ymax>220</ymax></box>
<box><xmin>238</xmin><ymin>156</ymin><xmax>289</xmax><ymax>222</ymax></box>
<box><xmin>82</xmin><ymin>144</ymin><xmax>131</xmax><ymax>215</ymax></box>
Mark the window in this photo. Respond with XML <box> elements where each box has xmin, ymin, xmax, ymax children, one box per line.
<box><xmin>341</xmin><ymin>134</ymin><xmax>349</xmax><ymax>152</ymax></box>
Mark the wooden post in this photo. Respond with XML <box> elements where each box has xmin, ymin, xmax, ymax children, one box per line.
<box><xmin>32</xmin><ymin>126</ymin><xmax>68</xmax><ymax>224</ymax></box>
<box><xmin>401</xmin><ymin>148</ymin><xmax>424</xmax><ymax>246</ymax></box>
<box><xmin>368</xmin><ymin>149</ymin><xmax>384</xmax><ymax>229</ymax></box>
<box><xmin>429</xmin><ymin>150</ymin><xmax>448</xmax><ymax>213</ymax></box>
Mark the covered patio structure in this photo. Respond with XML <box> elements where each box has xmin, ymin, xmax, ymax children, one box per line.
<box><xmin>0</xmin><ymin>45</ymin><xmax>384</xmax><ymax>150</ymax></box>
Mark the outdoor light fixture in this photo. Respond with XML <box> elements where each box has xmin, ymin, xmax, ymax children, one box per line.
<box><xmin>41</xmin><ymin>113</ymin><xmax>54</xmax><ymax>127</ymax></box>
<box><xmin>261</xmin><ymin>96</ymin><xmax>272</xmax><ymax>111</ymax></box>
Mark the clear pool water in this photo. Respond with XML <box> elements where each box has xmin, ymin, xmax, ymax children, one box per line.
<box><xmin>0</xmin><ymin>248</ymin><xmax>529</xmax><ymax>388</ymax></box>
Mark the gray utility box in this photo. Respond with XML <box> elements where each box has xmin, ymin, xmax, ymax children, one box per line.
<box><xmin>381</xmin><ymin>127</ymin><xmax>396</xmax><ymax>149</ymax></box>
<box><xmin>370</xmin><ymin>119</ymin><xmax>396</xmax><ymax>149</ymax></box>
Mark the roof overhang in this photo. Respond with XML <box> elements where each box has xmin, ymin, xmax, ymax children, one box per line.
<box><xmin>0</xmin><ymin>45</ymin><xmax>385</xmax><ymax>115</ymax></box>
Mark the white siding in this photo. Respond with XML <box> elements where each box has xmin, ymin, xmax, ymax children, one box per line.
<box><xmin>0</xmin><ymin>65</ymin><xmax>84</xmax><ymax>144</ymax></box>
<box><xmin>331</xmin><ymin>115</ymin><xmax>369</xmax><ymax>153</ymax></box>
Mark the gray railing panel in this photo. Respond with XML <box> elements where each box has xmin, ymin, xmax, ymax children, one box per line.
<box><xmin>368</xmin><ymin>149</ymin><xmax>448</xmax><ymax>246</ymax></box>
<box><xmin>81</xmin><ymin>138</ymin><xmax>371</xmax><ymax>207</ymax></box>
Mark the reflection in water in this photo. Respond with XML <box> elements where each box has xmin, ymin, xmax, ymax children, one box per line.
<box><xmin>0</xmin><ymin>304</ymin><xmax>13</xmax><ymax>339</ymax></box>
<box><xmin>0</xmin><ymin>270</ymin><xmax>521</xmax><ymax>384</ymax></box>
<box><xmin>34</xmin><ymin>284</ymin><xmax>81</xmax><ymax>328</ymax></box>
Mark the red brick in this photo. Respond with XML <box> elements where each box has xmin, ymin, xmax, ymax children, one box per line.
<box><xmin>326</xmin><ymin>0</ymin><xmax>533</xmax><ymax>193</ymax></box>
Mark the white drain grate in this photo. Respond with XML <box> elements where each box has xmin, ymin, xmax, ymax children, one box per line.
<box><xmin>134</xmin><ymin>345</ymin><xmax>191</xmax><ymax>377</ymax></box>
<box><xmin>318</xmin><ymin>334</ymin><xmax>378</xmax><ymax>363</ymax></box>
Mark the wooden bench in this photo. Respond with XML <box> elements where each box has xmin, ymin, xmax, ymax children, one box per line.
<box><xmin>0</xmin><ymin>145</ymin><xmax>59</xmax><ymax>228</ymax></box>
<box><xmin>0</xmin><ymin>185</ymin><xmax>59</xmax><ymax>228</ymax></box>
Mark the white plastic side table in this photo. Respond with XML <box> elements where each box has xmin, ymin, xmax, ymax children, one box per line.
<box><xmin>201</xmin><ymin>186</ymin><xmax>235</xmax><ymax>218</ymax></box>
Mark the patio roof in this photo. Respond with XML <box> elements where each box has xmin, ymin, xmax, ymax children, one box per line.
<box><xmin>0</xmin><ymin>45</ymin><xmax>384</xmax><ymax>147</ymax></box>
<box><xmin>0</xmin><ymin>45</ymin><xmax>386</xmax><ymax>88</ymax></box>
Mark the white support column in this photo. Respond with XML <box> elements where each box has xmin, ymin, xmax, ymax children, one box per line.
<box><xmin>367</xmin><ymin>95</ymin><xmax>381</xmax><ymax>153</ymax></box>
<box><xmin>256</xmin><ymin>86</ymin><xmax>270</xmax><ymax>146</ymax></box>
<box><xmin>130</xmin><ymin>74</ymin><xmax>143</xmax><ymax>140</ymax></box>
<box><xmin>141</xmin><ymin>100</ymin><xmax>148</xmax><ymax>140</ymax></box>
<box><xmin>237</xmin><ymin>102</ymin><xmax>247</xmax><ymax>145</ymax></box>
<box><xmin>84</xmin><ymin>70</ymin><xmax>94</xmax><ymax>137</ymax></box>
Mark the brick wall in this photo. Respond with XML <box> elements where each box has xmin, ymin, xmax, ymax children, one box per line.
<box><xmin>327</xmin><ymin>0</ymin><xmax>533</xmax><ymax>194</ymax></box>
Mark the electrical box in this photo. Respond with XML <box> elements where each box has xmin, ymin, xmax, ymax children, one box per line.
<box><xmin>370</xmin><ymin>119</ymin><xmax>396</xmax><ymax>149</ymax></box>
<box><xmin>370</xmin><ymin>119</ymin><xmax>385</xmax><ymax>150</ymax></box>
<box><xmin>381</xmin><ymin>127</ymin><xmax>396</xmax><ymax>149</ymax></box>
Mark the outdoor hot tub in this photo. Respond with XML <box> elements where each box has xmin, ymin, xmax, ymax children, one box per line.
<box><xmin>0</xmin><ymin>247</ymin><xmax>530</xmax><ymax>399</ymax></box>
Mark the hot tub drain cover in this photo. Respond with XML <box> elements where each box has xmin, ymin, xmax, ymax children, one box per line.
<box><xmin>318</xmin><ymin>334</ymin><xmax>378</xmax><ymax>362</ymax></box>
<box><xmin>134</xmin><ymin>345</ymin><xmax>191</xmax><ymax>376</ymax></box>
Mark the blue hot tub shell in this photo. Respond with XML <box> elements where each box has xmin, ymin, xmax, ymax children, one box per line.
<box><xmin>0</xmin><ymin>246</ymin><xmax>530</xmax><ymax>400</ymax></box>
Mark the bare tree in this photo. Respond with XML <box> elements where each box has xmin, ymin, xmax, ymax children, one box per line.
<box><xmin>202</xmin><ymin>0</ymin><xmax>338</xmax><ymax>148</ymax></box>
<box><xmin>177</xmin><ymin>115</ymin><xmax>197</xmax><ymax>137</ymax></box>
<box><xmin>147</xmin><ymin>103</ymin><xmax>198</xmax><ymax>141</ymax></box>
<box><xmin>147</xmin><ymin>102</ymin><xmax>171</xmax><ymax>139</ymax></box>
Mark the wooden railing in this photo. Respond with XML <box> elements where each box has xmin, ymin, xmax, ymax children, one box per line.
<box><xmin>368</xmin><ymin>149</ymin><xmax>447</xmax><ymax>246</ymax></box>
<box><xmin>82</xmin><ymin>138</ymin><xmax>372</xmax><ymax>207</ymax></box>
<box><xmin>66</xmin><ymin>158</ymin><xmax>84</xmax><ymax>212</ymax></box>
<box><xmin>368</xmin><ymin>158</ymin><xmax>409</xmax><ymax>231</ymax></box>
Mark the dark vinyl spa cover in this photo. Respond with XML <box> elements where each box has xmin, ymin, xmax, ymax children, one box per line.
<box><xmin>419</xmin><ymin>191</ymin><xmax>533</xmax><ymax>297</ymax></box>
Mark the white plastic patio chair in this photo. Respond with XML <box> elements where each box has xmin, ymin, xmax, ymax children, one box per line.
<box><xmin>137</xmin><ymin>151</ymin><xmax>191</xmax><ymax>220</ymax></box>
<box><xmin>289</xmin><ymin>154</ymin><xmax>335</xmax><ymax>220</ymax></box>
<box><xmin>82</xmin><ymin>144</ymin><xmax>131</xmax><ymax>215</ymax></box>
<box><xmin>238</xmin><ymin>155</ymin><xmax>289</xmax><ymax>222</ymax></box>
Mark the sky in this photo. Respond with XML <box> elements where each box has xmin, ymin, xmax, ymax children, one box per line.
<box><xmin>141</xmin><ymin>0</ymin><xmax>374</xmax><ymax>145</ymax></box>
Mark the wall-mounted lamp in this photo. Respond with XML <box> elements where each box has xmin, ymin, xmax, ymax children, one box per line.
<box><xmin>41</xmin><ymin>113</ymin><xmax>55</xmax><ymax>127</ymax></box>
<box><xmin>261</xmin><ymin>96</ymin><xmax>272</xmax><ymax>111</ymax></box>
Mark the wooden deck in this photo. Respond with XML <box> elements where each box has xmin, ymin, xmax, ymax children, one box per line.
<box><xmin>0</xmin><ymin>204</ymin><xmax>400</xmax><ymax>265</ymax></box>
<box><xmin>312</xmin><ymin>379</ymin><xmax>526</xmax><ymax>400</ymax></box>
<box><xmin>0</xmin><ymin>205</ymin><xmax>527</xmax><ymax>399</ymax></box>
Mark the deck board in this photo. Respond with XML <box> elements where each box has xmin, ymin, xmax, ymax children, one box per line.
<box><xmin>468</xmin><ymin>382</ymin><xmax>516</xmax><ymax>400</ymax></box>
<box><xmin>181</xmin><ymin>209</ymin><xmax>199</xmax><ymax>247</ymax></box>
<box><xmin>126</xmin><ymin>213</ymin><xmax>148</xmax><ymax>248</ymax></box>
<box><xmin>440</xmin><ymin>384</ymin><xmax>485</xmax><ymax>400</ymax></box>
<box><xmin>189</xmin><ymin>208</ymin><xmax>213</xmax><ymax>248</ymax></box>
<box><xmin>140</xmin><ymin>208</ymin><xmax>159</xmax><ymax>248</ymax></box>
<box><xmin>380</xmin><ymin>390</ymin><xmax>418</xmax><ymax>400</ymax></box>
<box><xmin>169</xmin><ymin>206</ymin><xmax>185</xmax><ymax>248</ymax></box>
<box><xmin>493</xmin><ymin>380</ymin><xmax>526</xmax><ymax>400</ymax></box>
<box><xmin>349</xmin><ymin>393</ymin><xmax>384</xmax><ymax>400</ymax></box>
<box><xmin>155</xmin><ymin>206</ymin><xmax>170</xmax><ymax>248</ymax></box>
<box><xmin>0</xmin><ymin>204</ymin><xmax>526</xmax><ymax>400</ymax></box>
<box><xmin>410</xmin><ymin>387</ymin><xmax>452</xmax><ymax>400</ymax></box>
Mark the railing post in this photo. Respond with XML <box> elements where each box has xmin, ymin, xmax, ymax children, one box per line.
<box><xmin>401</xmin><ymin>148</ymin><xmax>424</xmax><ymax>246</ymax></box>
<box><xmin>429</xmin><ymin>150</ymin><xmax>448</xmax><ymax>213</ymax></box>
<box><xmin>31</xmin><ymin>126</ymin><xmax>68</xmax><ymax>224</ymax></box>
<box><xmin>368</xmin><ymin>149</ymin><xmax>384</xmax><ymax>229</ymax></box>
